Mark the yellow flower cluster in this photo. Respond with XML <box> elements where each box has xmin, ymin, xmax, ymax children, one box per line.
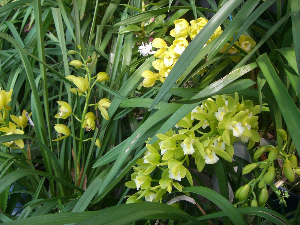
<box><xmin>0</xmin><ymin>89</ymin><xmax>31</xmax><ymax>149</ymax></box>
<box><xmin>53</xmin><ymin>58</ymin><xmax>111</xmax><ymax>142</ymax></box>
<box><xmin>142</xmin><ymin>18</ymin><xmax>222</xmax><ymax>87</ymax></box>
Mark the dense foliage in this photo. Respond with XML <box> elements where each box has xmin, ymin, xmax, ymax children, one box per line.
<box><xmin>0</xmin><ymin>0</ymin><xmax>299</xmax><ymax>224</ymax></box>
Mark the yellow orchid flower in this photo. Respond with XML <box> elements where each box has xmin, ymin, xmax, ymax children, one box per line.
<box><xmin>190</xmin><ymin>17</ymin><xmax>208</xmax><ymax>40</ymax></box>
<box><xmin>162</xmin><ymin>51</ymin><xmax>176</xmax><ymax>67</ymax></box>
<box><xmin>0</xmin><ymin>89</ymin><xmax>13</xmax><ymax>110</ymax></box>
<box><xmin>96</xmin><ymin>72</ymin><xmax>110</xmax><ymax>82</ymax></box>
<box><xmin>53</xmin><ymin>124</ymin><xmax>70</xmax><ymax>141</ymax></box>
<box><xmin>54</xmin><ymin>101</ymin><xmax>72</xmax><ymax>119</ymax></box>
<box><xmin>152</xmin><ymin>38</ymin><xmax>168</xmax><ymax>48</ymax></box>
<box><xmin>95</xmin><ymin>138</ymin><xmax>101</xmax><ymax>148</ymax></box>
<box><xmin>82</xmin><ymin>112</ymin><xmax>96</xmax><ymax>131</ymax></box>
<box><xmin>0</xmin><ymin>122</ymin><xmax>24</xmax><ymax>148</ymax></box>
<box><xmin>141</xmin><ymin>70</ymin><xmax>159</xmax><ymax>87</ymax></box>
<box><xmin>170</xmin><ymin>38</ymin><xmax>189</xmax><ymax>56</ymax></box>
<box><xmin>10</xmin><ymin>110</ymin><xmax>31</xmax><ymax>127</ymax></box>
<box><xmin>170</xmin><ymin>19</ymin><xmax>190</xmax><ymax>39</ymax></box>
<box><xmin>67</xmin><ymin>75</ymin><xmax>89</xmax><ymax>95</ymax></box>
<box><xmin>239</xmin><ymin>35</ymin><xmax>256</xmax><ymax>52</ymax></box>
<box><xmin>95</xmin><ymin>98</ymin><xmax>111</xmax><ymax>121</ymax></box>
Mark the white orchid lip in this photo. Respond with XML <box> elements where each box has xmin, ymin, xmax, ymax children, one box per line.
<box><xmin>230</xmin><ymin>122</ymin><xmax>245</xmax><ymax>137</ymax></box>
<box><xmin>181</xmin><ymin>139</ymin><xmax>195</xmax><ymax>155</ymax></box>
<box><xmin>204</xmin><ymin>150</ymin><xmax>219</xmax><ymax>164</ymax></box>
<box><xmin>215</xmin><ymin>107</ymin><xmax>228</xmax><ymax>121</ymax></box>
<box><xmin>169</xmin><ymin>170</ymin><xmax>182</xmax><ymax>181</ymax></box>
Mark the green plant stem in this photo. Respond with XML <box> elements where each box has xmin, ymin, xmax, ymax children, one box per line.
<box><xmin>198</xmin><ymin>130</ymin><xmax>218</xmax><ymax>141</ymax></box>
<box><xmin>77</xmin><ymin>63</ymin><xmax>92</xmax><ymax>171</ymax></box>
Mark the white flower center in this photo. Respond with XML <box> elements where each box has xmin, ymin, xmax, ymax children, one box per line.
<box><xmin>202</xmin><ymin>120</ymin><xmax>209</xmax><ymax>129</ymax></box>
<box><xmin>204</xmin><ymin>150</ymin><xmax>219</xmax><ymax>164</ymax></box>
<box><xmin>230</xmin><ymin>122</ymin><xmax>245</xmax><ymax>137</ymax></box>
<box><xmin>169</xmin><ymin>169</ymin><xmax>182</xmax><ymax>181</ymax></box>
<box><xmin>215</xmin><ymin>107</ymin><xmax>228</xmax><ymax>121</ymax></box>
<box><xmin>181</xmin><ymin>140</ymin><xmax>195</xmax><ymax>155</ymax></box>
<box><xmin>241</xmin><ymin>41</ymin><xmax>251</xmax><ymax>52</ymax></box>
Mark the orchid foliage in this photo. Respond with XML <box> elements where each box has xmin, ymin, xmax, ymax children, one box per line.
<box><xmin>126</xmin><ymin>93</ymin><xmax>262</xmax><ymax>203</ymax></box>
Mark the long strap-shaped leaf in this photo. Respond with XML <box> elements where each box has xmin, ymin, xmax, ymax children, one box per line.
<box><xmin>183</xmin><ymin>186</ymin><xmax>245</xmax><ymax>225</ymax></box>
<box><xmin>2</xmin><ymin>202</ymin><xmax>200</xmax><ymax>225</ymax></box>
<box><xmin>0</xmin><ymin>169</ymin><xmax>83</xmax><ymax>195</ymax></box>
<box><xmin>193</xmin><ymin>207</ymin><xmax>289</xmax><ymax>225</ymax></box>
<box><xmin>257</xmin><ymin>53</ymin><xmax>300</xmax><ymax>156</ymax></box>
<box><xmin>290</xmin><ymin>0</ymin><xmax>300</xmax><ymax>94</ymax></box>
<box><xmin>0</xmin><ymin>32</ymin><xmax>52</xmax><ymax>178</ymax></box>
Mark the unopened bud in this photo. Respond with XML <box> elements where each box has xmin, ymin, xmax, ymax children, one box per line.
<box><xmin>254</xmin><ymin>146</ymin><xmax>267</xmax><ymax>159</ymax></box>
<box><xmin>96</xmin><ymin>72</ymin><xmax>110</xmax><ymax>82</ymax></box>
<box><xmin>235</xmin><ymin>186</ymin><xmax>243</xmax><ymax>199</ymax></box>
<box><xmin>258</xmin><ymin>188</ymin><xmax>268</xmax><ymax>205</ymax></box>
<box><xmin>289</xmin><ymin>155</ymin><xmax>298</xmax><ymax>168</ymax></box>
<box><xmin>67</xmin><ymin>50</ymin><xmax>76</xmax><ymax>55</ymax></box>
<box><xmin>258</xmin><ymin>179</ymin><xmax>265</xmax><ymax>189</ymax></box>
<box><xmin>263</xmin><ymin>166</ymin><xmax>276</xmax><ymax>184</ymax></box>
<box><xmin>268</xmin><ymin>147</ymin><xmax>279</xmax><ymax>161</ymax></box>
<box><xmin>243</xmin><ymin>163</ymin><xmax>258</xmax><ymax>175</ymax></box>
<box><xmin>239</xmin><ymin>184</ymin><xmax>250</xmax><ymax>201</ymax></box>
<box><xmin>295</xmin><ymin>168</ymin><xmax>300</xmax><ymax>176</ymax></box>
<box><xmin>69</xmin><ymin>60</ymin><xmax>83</xmax><ymax>68</ymax></box>
<box><xmin>251</xmin><ymin>199</ymin><xmax>258</xmax><ymax>207</ymax></box>
<box><xmin>283</xmin><ymin>162</ymin><xmax>295</xmax><ymax>182</ymax></box>
<box><xmin>87</xmin><ymin>57</ymin><xmax>92</xmax><ymax>63</ymax></box>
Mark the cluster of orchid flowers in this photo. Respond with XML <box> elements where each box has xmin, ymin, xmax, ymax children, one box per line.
<box><xmin>139</xmin><ymin>17</ymin><xmax>256</xmax><ymax>87</ymax></box>
<box><xmin>52</xmin><ymin>49</ymin><xmax>111</xmax><ymax>143</ymax></box>
<box><xmin>125</xmin><ymin>94</ymin><xmax>261</xmax><ymax>203</ymax></box>
<box><xmin>0</xmin><ymin>88</ymin><xmax>31</xmax><ymax>149</ymax></box>
<box><xmin>140</xmin><ymin>17</ymin><xmax>222</xmax><ymax>87</ymax></box>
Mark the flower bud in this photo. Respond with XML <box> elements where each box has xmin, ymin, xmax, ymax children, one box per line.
<box><xmin>69</xmin><ymin>60</ymin><xmax>83</xmax><ymax>68</ymax></box>
<box><xmin>259</xmin><ymin>159</ymin><xmax>269</xmax><ymax>169</ymax></box>
<box><xmin>263</xmin><ymin>166</ymin><xmax>276</xmax><ymax>184</ymax></box>
<box><xmin>251</xmin><ymin>200</ymin><xmax>258</xmax><ymax>207</ymax></box>
<box><xmin>238</xmin><ymin>184</ymin><xmax>250</xmax><ymax>201</ymax></box>
<box><xmin>289</xmin><ymin>155</ymin><xmax>298</xmax><ymax>168</ymax></box>
<box><xmin>258</xmin><ymin>179</ymin><xmax>265</xmax><ymax>189</ymax></box>
<box><xmin>295</xmin><ymin>168</ymin><xmax>300</xmax><ymax>176</ymax></box>
<box><xmin>96</xmin><ymin>72</ymin><xmax>110</xmax><ymax>82</ymax></box>
<box><xmin>95</xmin><ymin>138</ymin><xmax>101</xmax><ymax>148</ymax></box>
<box><xmin>283</xmin><ymin>162</ymin><xmax>295</xmax><ymax>182</ymax></box>
<box><xmin>77</xmin><ymin>45</ymin><xmax>82</xmax><ymax>50</ymax></box>
<box><xmin>277</xmin><ymin>128</ymin><xmax>287</xmax><ymax>140</ymax></box>
<box><xmin>235</xmin><ymin>186</ymin><xmax>243</xmax><ymax>199</ymax></box>
<box><xmin>242</xmin><ymin>163</ymin><xmax>258</xmax><ymax>175</ymax></box>
<box><xmin>87</xmin><ymin>57</ymin><xmax>92</xmax><ymax>63</ymax></box>
<box><xmin>254</xmin><ymin>146</ymin><xmax>267</xmax><ymax>159</ymax></box>
<box><xmin>258</xmin><ymin>188</ymin><xmax>268</xmax><ymax>205</ymax></box>
<box><xmin>67</xmin><ymin>50</ymin><xmax>76</xmax><ymax>55</ymax></box>
<box><xmin>268</xmin><ymin>147</ymin><xmax>279</xmax><ymax>161</ymax></box>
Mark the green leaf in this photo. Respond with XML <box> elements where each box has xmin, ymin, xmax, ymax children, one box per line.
<box><xmin>0</xmin><ymin>169</ymin><xmax>83</xmax><ymax>196</ymax></box>
<box><xmin>207</xmin><ymin>0</ymin><xmax>260</xmax><ymax>60</ymax></box>
<box><xmin>183</xmin><ymin>186</ymin><xmax>245</xmax><ymax>225</ymax></box>
<box><xmin>115</xmin><ymin>6</ymin><xmax>214</xmax><ymax>27</ymax></box>
<box><xmin>195</xmin><ymin>207</ymin><xmax>289</xmax><ymax>225</ymax></box>
<box><xmin>257</xmin><ymin>53</ymin><xmax>300</xmax><ymax>156</ymax></box>
<box><xmin>290</xmin><ymin>0</ymin><xmax>300</xmax><ymax>94</ymax></box>
<box><xmin>119</xmin><ymin>25</ymin><xmax>142</xmax><ymax>34</ymax></box>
